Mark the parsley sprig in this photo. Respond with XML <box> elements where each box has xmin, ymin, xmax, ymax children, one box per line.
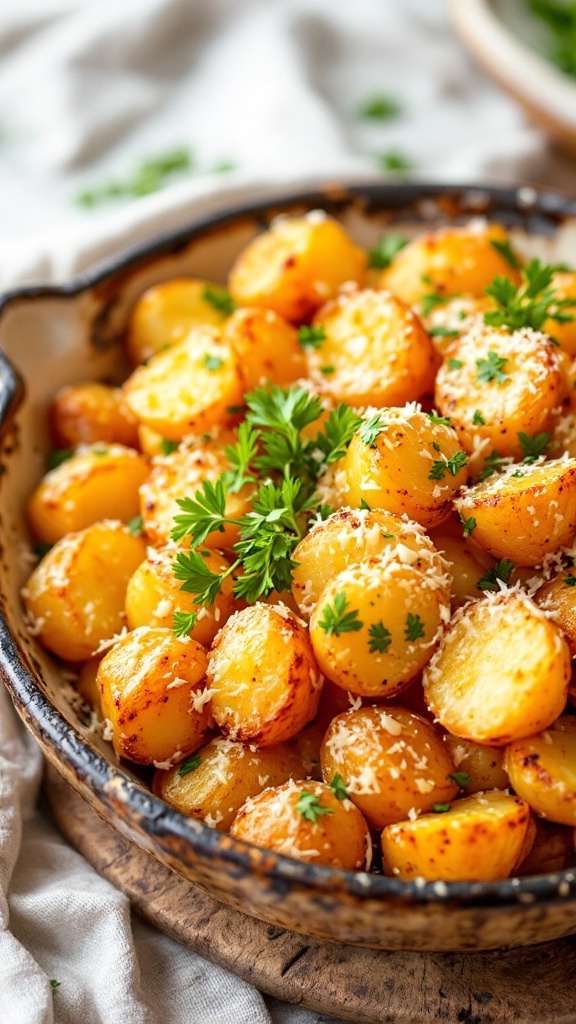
<box><xmin>484</xmin><ymin>259</ymin><xmax>576</xmax><ymax>332</ymax></box>
<box><xmin>368</xmin><ymin>620</ymin><xmax>392</xmax><ymax>654</ymax></box>
<box><xmin>428</xmin><ymin>448</ymin><xmax>468</xmax><ymax>481</ymax></box>
<box><xmin>518</xmin><ymin>431</ymin><xmax>551</xmax><ymax>463</ymax></box>
<box><xmin>477</xmin><ymin>559</ymin><xmax>515</xmax><ymax>592</ymax></box>
<box><xmin>296</xmin><ymin>791</ymin><xmax>333</xmax><ymax>823</ymax></box>
<box><xmin>367</xmin><ymin>233</ymin><xmax>408</xmax><ymax>269</ymax></box>
<box><xmin>476</xmin><ymin>350</ymin><xmax>509</xmax><ymax>385</ymax></box>
<box><xmin>318</xmin><ymin>592</ymin><xmax>363</xmax><ymax>637</ymax></box>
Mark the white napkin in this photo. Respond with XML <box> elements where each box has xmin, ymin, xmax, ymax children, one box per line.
<box><xmin>0</xmin><ymin>1</ymin><xmax>573</xmax><ymax>1022</ymax></box>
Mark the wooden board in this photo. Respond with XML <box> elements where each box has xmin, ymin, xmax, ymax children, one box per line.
<box><xmin>44</xmin><ymin>764</ymin><xmax>576</xmax><ymax>1024</ymax></box>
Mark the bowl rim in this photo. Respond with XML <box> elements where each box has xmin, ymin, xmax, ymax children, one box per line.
<box><xmin>2</xmin><ymin>178</ymin><xmax>576</xmax><ymax>908</ymax></box>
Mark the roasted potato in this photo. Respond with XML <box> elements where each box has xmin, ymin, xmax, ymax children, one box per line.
<box><xmin>76</xmin><ymin>656</ymin><xmax>103</xmax><ymax>716</ymax></box>
<box><xmin>455</xmin><ymin>458</ymin><xmax>576</xmax><ymax>566</ymax></box>
<box><xmin>423</xmin><ymin>592</ymin><xmax>570</xmax><ymax>745</ymax></box>
<box><xmin>27</xmin><ymin>444</ymin><xmax>149</xmax><ymax>546</ymax></box>
<box><xmin>442</xmin><ymin>735</ymin><xmax>509</xmax><ymax>794</ymax></box>
<box><xmin>535</xmin><ymin>570</ymin><xmax>576</xmax><ymax>655</ymax></box>
<box><xmin>207</xmin><ymin>604</ymin><xmax>322</xmax><ymax>746</ymax></box>
<box><xmin>382</xmin><ymin>790</ymin><xmax>531</xmax><ymax>882</ymax></box>
<box><xmin>153</xmin><ymin>735</ymin><xmax>307</xmax><ymax>830</ymax></box>
<box><xmin>228</xmin><ymin>213</ymin><xmax>367</xmax><ymax>322</ymax></box>
<box><xmin>343</xmin><ymin>407</ymin><xmax>468</xmax><ymax>527</ymax></box>
<box><xmin>98</xmin><ymin>626</ymin><xmax>211</xmax><ymax>765</ymax></box>
<box><xmin>123</xmin><ymin>326</ymin><xmax>244</xmax><ymax>441</ymax></box>
<box><xmin>50</xmin><ymin>383</ymin><xmax>139</xmax><ymax>449</ymax></box>
<box><xmin>230</xmin><ymin>779</ymin><xmax>372</xmax><ymax>869</ymax></box>
<box><xmin>544</xmin><ymin>272</ymin><xmax>576</xmax><ymax>357</ymax></box>
<box><xmin>126</xmin><ymin>277</ymin><xmax>229</xmax><ymax>365</ymax></box>
<box><xmin>320</xmin><ymin>706</ymin><xmax>458</xmax><ymax>829</ymax></box>
<box><xmin>516</xmin><ymin>818</ymin><xmax>575</xmax><ymax>875</ymax></box>
<box><xmin>224</xmin><ymin>307</ymin><xmax>306</xmax><ymax>390</ymax></box>
<box><xmin>22</xmin><ymin>521</ymin><xmax>146</xmax><ymax>661</ymax></box>
<box><xmin>428</xmin><ymin>528</ymin><xmax>490</xmax><ymax>608</ymax></box>
<box><xmin>504</xmin><ymin>717</ymin><xmax>576</xmax><ymax>826</ymax></box>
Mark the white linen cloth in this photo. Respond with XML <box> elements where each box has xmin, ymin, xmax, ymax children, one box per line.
<box><xmin>0</xmin><ymin>1</ymin><xmax>574</xmax><ymax>1022</ymax></box>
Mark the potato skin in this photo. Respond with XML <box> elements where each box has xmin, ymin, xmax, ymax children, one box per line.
<box><xmin>228</xmin><ymin>214</ymin><xmax>367</xmax><ymax>322</ymax></box>
<box><xmin>382</xmin><ymin>790</ymin><xmax>531</xmax><ymax>882</ymax></box>
<box><xmin>320</xmin><ymin>706</ymin><xmax>458</xmax><ymax>829</ymax></box>
<box><xmin>50</xmin><ymin>383</ymin><xmax>139</xmax><ymax>449</ymax></box>
<box><xmin>223</xmin><ymin>307</ymin><xmax>306</xmax><ymax>390</ymax></box>
<box><xmin>504</xmin><ymin>717</ymin><xmax>576</xmax><ymax>826</ymax></box>
<box><xmin>424</xmin><ymin>592</ymin><xmax>570</xmax><ymax>746</ymax></box>
<box><xmin>207</xmin><ymin>604</ymin><xmax>322</xmax><ymax>746</ymax></box>
<box><xmin>123</xmin><ymin>326</ymin><xmax>244</xmax><ymax>441</ymax></box>
<box><xmin>27</xmin><ymin>444</ymin><xmax>149</xmax><ymax>546</ymax></box>
<box><xmin>291</xmin><ymin>507</ymin><xmax>445</xmax><ymax>616</ymax></box>
<box><xmin>153</xmin><ymin>735</ymin><xmax>306</xmax><ymax>830</ymax></box>
<box><xmin>230</xmin><ymin>779</ymin><xmax>372</xmax><ymax>869</ymax></box>
<box><xmin>454</xmin><ymin>459</ymin><xmax>576</xmax><ymax>566</ymax></box>
<box><xmin>140</xmin><ymin>434</ymin><xmax>253</xmax><ymax>550</ymax></box>
<box><xmin>309</xmin><ymin>555</ymin><xmax>450</xmax><ymax>698</ymax></box>
<box><xmin>125</xmin><ymin>544</ymin><xmax>237</xmax><ymax>646</ymax></box>
<box><xmin>516</xmin><ymin>818</ymin><xmax>575</xmax><ymax>875</ymax></box>
<box><xmin>22</xmin><ymin>521</ymin><xmax>146</xmax><ymax>662</ymax></box>
<box><xmin>343</xmin><ymin>408</ymin><xmax>468</xmax><ymax>528</ymax></box>
<box><xmin>435</xmin><ymin>325</ymin><xmax>566</xmax><ymax>458</ymax></box>
<box><xmin>126</xmin><ymin>277</ymin><xmax>228</xmax><ymax>365</ymax></box>
<box><xmin>535</xmin><ymin>571</ymin><xmax>576</xmax><ymax>657</ymax></box>
<box><xmin>380</xmin><ymin>223</ymin><xmax>520</xmax><ymax>306</ymax></box>
<box><xmin>428</xmin><ymin>529</ymin><xmax>489</xmax><ymax>608</ymax></box>
<box><xmin>442</xmin><ymin>735</ymin><xmax>509</xmax><ymax>795</ymax></box>
<box><xmin>98</xmin><ymin>626</ymin><xmax>211</xmax><ymax>765</ymax></box>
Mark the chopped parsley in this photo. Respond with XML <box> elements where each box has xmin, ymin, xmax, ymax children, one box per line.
<box><xmin>449</xmin><ymin>771</ymin><xmax>472</xmax><ymax>789</ymax></box>
<box><xmin>49</xmin><ymin>980</ymin><xmax>61</xmax><ymax>994</ymax></box>
<box><xmin>47</xmin><ymin>448</ymin><xmax>74</xmax><ymax>471</ymax></box>
<box><xmin>160</xmin><ymin>437</ymin><xmax>179</xmax><ymax>456</ymax></box>
<box><xmin>298</xmin><ymin>325</ymin><xmax>326</xmax><ymax>349</ymax></box>
<box><xmin>404</xmin><ymin>612</ymin><xmax>425</xmax><ymax>642</ymax></box>
<box><xmin>204</xmin><ymin>353</ymin><xmax>224</xmax><ymax>372</ymax></box>
<box><xmin>478</xmin><ymin>449</ymin><xmax>508</xmax><ymax>481</ymax></box>
<box><xmin>358</xmin><ymin>93</ymin><xmax>401</xmax><ymax>120</ymax></box>
<box><xmin>329</xmin><ymin>774</ymin><xmax>349</xmax><ymax>800</ymax></box>
<box><xmin>126</xmin><ymin>515</ymin><xmax>144</xmax><ymax>537</ymax></box>
<box><xmin>368</xmin><ymin>620</ymin><xmax>392</xmax><ymax>654</ymax></box>
<box><xmin>359</xmin><ymin>413</ymin><xmax>383</xmax><ymax>448</ymax></box>
<box><xmin>459</xmin><ymin>513</ymin><xmax>476</xmax><ymax>537</ymax></box>
<box><xmin>477</xmin><ymin>558</ymin><xmax>515</xmax><ymax>592</ymax></box>
<box><xmin>360</xmin><ymin>498</ymin><xmax>372</xmax><ymax>511</ymax></box>
<box><xmin>564</xmin><ymin>574</ymin><xmax>576</xmax><ymax>587</ymax></box>
<box><xmin>367</xmin><ymin>233</ymin><xmax>408</xmax><ymax>270</ymax></box>
<box><xmin>318</xmin><ymin>592</ymin><xmax>363</xmax><ymax>637</ymax></box>
<box><xmin>177</xmin><ymin>755</ymin><xmax>202</xmax><ymax>777</ymax></box>
<box><xmin>296</xmin><ymin>790</ymin><xmax>333</xmax><ymax>823</ymax></box>
<box><xmin>76</xmin><ymin>147</ymin><xmax>194</xmax><ymax>206</ymax></box>
<box><xmin>489</xmin><ymin>237</ymin><xmax>522</xmax><ymax>271</ymax></box>
<box><xmin>472</xmin><ymin>409</ymin><xmax>486</xmax><ymax>426</ymax></box>
<box><xmin>428</xmin><ymin>410</ymin><xmax>452</xmax><ymax>426</ymax></box>
<box><xmin>376</xmin><ymin>150</ymin><xmax>413</xmax><ymax>174</ymax></box>
<box><xmin>476</xmin><ymin>350</ymin><xmax>509</xmax><ymax>386</ymax></box>
<box><xmin>428</xmin><ymin>449</ymin><xmax>468</xmax><ymax>480</ymax></box>
<box><xmin>429</xmin><ymin>326</ymin><xmax>460</xmax><ymax>339</ymax></box>
<box><xmin>447</xmin><ymin>357</ymin><xmax>463</xmax><ymax>371</ymax></box>
<box><xmin>518</xmin><ymin>431</ymin><xmax>551</xmax><ymax>463</ymax></box>
<box><xmin>433</xmin><ymin>803</ymin><xmax>451</xmax><ymax>813</ymax></box>
<box><xmin>320</xmin><ymin>365</ymin><xmax>335</xmax><ymax>375</ymax></box>
<box><xmin>202</xmin><ymin>284</ymin><xmax>236</xmax><ymax>316</ymax></box>
<box><xmin>173</xmin><ymin>610</ymin><xmax>198</xmax><ymax>638</ymax></box>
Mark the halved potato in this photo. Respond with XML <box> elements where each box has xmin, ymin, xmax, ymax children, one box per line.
<box><xmin>454</xmin><ymin>458</ymin><xmax>576</xmax><ymax>566</ymax></box>
<box><xmin>126</xmin><ymin>277</ymin><xmax>229</xmax><ymax>365</ymax></box>
<box><xmin>223</xmin><ymin>307</ymin><xmax>306</xmax><ymax>390</ymax></box>
<box><xmin>50</xmin><ymin>383</ymin><xmax>139</xmax><ymax>449</ymax></box>
<box><xmin>320</xmin><ymin>706</ymin><xmax>458</xmax><ymax>829</ymax></box>
<box><xmin>230</xmin><ymin>779</ymin><xmax>372</xmax><ymax>869</ymax></box>
<box><xmin>153</xmin><ymin>735</ymin><xmax>305</xmax><ymax>830</ymax></box>
<box><xmin>22</xmin><ymin>521</ymin><xmax>146</xmax><ymax>662</ymax></box>
<box><xmin>382</xmin><ymin>790</ymin><xmax>531</xmax><ymax>881</ymax></box>
<box><xmin>343</xmin><ymin>407</ymin><xmax>468</xmax><ymax>527</ymax></box>
<box><xmin>207</xmin><ymin>604</ymin><xmax>322</xmax><ymax>746</ymax></box>
<box><xmin>27</xmin><ymin>444</ymin><xmax>149</xmax><ymax>545</ymax></box>
<box><xmin>123</xmin><ymin>326</ymin><xmax>244</xmax><ymax>441</ymax></box>
<box><xmin>228</xmin><ymin>213</ymin><xmax>367</xmax><ymax>322</ymax></box>
<box><xmin>504</xmin><ymin>717</ymin><xmax>576</xmax><ymax>826</ymax></box>
<box><xmin>423</xmin><ymin>592</ymin><xmax>570</xmax><ymax>745</ymax></box>
<box><xmin>98</xmin><ymin>626</ymin><xmax>211</xmax><ymax>765</ymax></box>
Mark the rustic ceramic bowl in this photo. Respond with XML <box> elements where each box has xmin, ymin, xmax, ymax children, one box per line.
<box><xmin>2</xmin><ymin>182</ymin><xmax>576</xmax><ymax>953</ymax></box>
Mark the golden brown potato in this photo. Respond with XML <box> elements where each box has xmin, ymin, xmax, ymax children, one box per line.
<box><xmin>442</xmin><ymin>735</ymin><xmax>509</xmax><ymax>794</ymax></box>
<box><xmin>434</xmin><ymin>325</ymin><xmax>566</xmax><ymax>458</ymax></box>
<box><xmin>428</xmin><ymin>529</ymin><xmax>489</xmax><ymax>608</ymax></box>
<box><xmin>98</xmin><ymin>626</ymin><xmax>211</xmax><ymax>765</ymax></box>
<box><xmin>535</xmin><ymin>570</ymin><xmax>576</xmax><ymax>656</ymax></box>
<box><xmin>137</xmin><ymin>424</ymin><xmax>170</xmax><ymax>458</ymax></box>
<box><xmin>516</xmin><ymin>818</ymin><xmax>575</xmax><ymax>875</ymax></box>
<box><xmin>228</xmin><ymin>213</ymin><xmax>367</xmax><ymax>322</ymax></box>
<box><xmin>306</xmin><ymin>290</ymin><xmax>436</xmax><ymax>407</ymax></box>
<box><xmin>125</xmin><ymin>544</ymin><xmax>237</xmax><ymax>646</ymax></box>
<box><xmin>223</xmin><ymin>307</ymin><xmax>306</xmax><ymax>390</ymax></box>
<box><xmin>320</xmin><ymin>706</ymin><xmax>458</xmax><ymax>829</ymax></box>
<box><xmin>27</xmin><ymin>444</ymin><xmax>149</xmax><ymax>546</ymax></box>
<box><xmin>207</xmin><ymin>604</ymin><xmax>322</xmax><ymax>746</ymax></box>
<box><xmin>454</xmin><ymin>458</ymin><xmax>576</xmax><ymax>566</ymax></box>
<box><xmin>123</xmin><ymin>326</ymin><xmax>244</xmax><ymax>441</ymax></box>
<box><xmin>342</xmin><ymin>407</ymin><xmax>468</xmax><ymax>528</ymax></box>
<box><xmin>230</xmin><ymin>779</ymin><xmax>372</xmax><ymax>869</ymax></box>
<box><xmin>22</xmin><ymin>521</ymin><xmax>146</xmax><ymax>662</ymax></box>
<box><xmin>309</xmin><ymin>554</ymin><xmax>450</xmax><ymax>699</ymax></box>
<box><xmin>382</xmin><ymin>790</ymin><xmax>531</xmax><ymax>882</ymax></box>
<box><xmin>380</xmin><ymin>223</ymin><xmax>520</xmax><ymax>306</ymax></box>
<box><xmin>126</xmin><ymin>277</ymin><xmax>229</xmax><ymax>365</ymax></box>
<box><xmin>50</xmin><ymin>383</ymin><xmax>139</xmax><ymax>449</ymax></box>
<box><xmin>153</xmin><ymin>735</ymin><xmax>306</xmax><ymax>830</ymax></box>
<box><xmin>504</xmin><ymin>717</ymin><xmax>576</xmax><ymax>826</ymax></box>
<box><xmin>140</xmin><ymin>434</ymin><xmax>253</xmax><ymax>550</ymax></box>
<box><xmin>291</xmin><ymin>507</ymin><xmax>445</xmax><ymax>616</ymax></box>
<box><xmin>424</xmin><ymin>592</ymin><xmax>570</xmax><ymax>746</ymax></box>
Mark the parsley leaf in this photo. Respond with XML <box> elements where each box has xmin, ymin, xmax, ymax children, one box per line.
<box><xmin>478</xmin><ymin>449</ymin><xmax>509</xmax><ymax>481</ymax></box>
<box><xmin>485</xmin><ymin>258</ymin><xmax>576</xmax><ymax>332</ymax></box>
<box><xmin>172</xmin><ymin>479</ymin><xmax>228</xmax><ymax>545</ymax></box>
<box><xmin>202</xmin><ymin>284</ymin><xmax>236</xmax><ymax>316</ymax></box>
<box><xmin>459</xmin><ymin>513</ymin><xmax>476</xmax><ymax>537</ymax></box>
<box><xmin>47</xmin><ymin>448</ymin><xmax>74</xmax><ymax>471</ymax></box>
<box><xmin>314</xmin><ymin>405</ymin><xmax>363</xmax><ymax>467</ymax></box>
<box><xmin>429</xmin><ymin>326</ymin><xmax>460</xmax><ymax>339</ymax></box>
<box><xmin>360</xmin><ymin>498</ymin><xmax>371</xmax><ymax>511</ymax></box>
<box><xmin>518</xmin><ymin>431</ymin><xmax>551</xmax><ymax>463</ymax></box>
<box><xmin>160</xmin><ymin>437</ymin><xmax>179</xmax><ymax>456</ymax></box>
<box><xmin>428</xmin><ymin>450</ymin><xmax>468</xmax><ymax>480</ymax></box>
<box><xmin>449</xmin><ymin>771</ymin><xmax>472</xmax><ymax>789</ymax></box>
<box><xmin>359</xmin><ymin>413</ymin><xmax>383</xmax><ymax>448</ymax></box>
<box><xmin>447</xmin><ymin>357</ymin><xmax>463</xmax><ymax>370</ymax></box>
<box><xmin>224</xmin><ymin>421</ymin><xmax>259</xmax><ymax>492</ymax></box>
<box><xmin>368</xmin><ymin>620</ymin><xmax>392</xmax><ymax>654</ymax></box>
<box><xmin>204</xmin><ymin>353</ymin><xmax>223</xmax><ymax>371</ymax></box>
<box><xmin>476</xmin><ymin>350</ymin><xmax>509</xmax><ymax>386</ymax></box>
<box><xmin>329</xmin><ymin>774</ymin><xmax>349</xmax><ymax>800</ymax></box>
<box><xmin>376</xmin><ymin>150</ymin><xmax>413</xmax><ymax>173</ymax></box>
<box><xmin>126</xmin><ymin>515</ymin><xmax>144</xmax><ymax>537</ymax></box>
<box><xmin>489</xmin><ymin>237</ymin><xmax>522</xmax><ymax>270</ymax></box>
<box><xmin>404</xmin><ymin>612</ymin><xmax>425</xmax><ymax>642</ymax></box>
<box><xmin>173</xmin><ymin>610</ymin><xmax>198</xmax><ymax>638</ymax></box>
<box><xmin>173</xmin><ymin>547</ymin><xmax>227</xmax><ymax>606</ymax></box>
<box><xmin>177</xmin><ymin>755</ymin><xmax>202</xmax><ymax>777</ymax></box>
<box><xmin>367</xmin><ymin>233</ymin><xmax>408</xmax><ymax>270</ymax></box>
<box><xmin>428</xmin><ymin>410</ymin><xmax>452</xmax><ymax>426</ymax></box>
<box><xmin>358</xmin><ymin>93</ymin><xmax>401</xmax><ymax>120</ymax></box>
<box><xmin>318</xmin><ymin>592</ymin><xmax>363</xmax><ymax>637</ymax></box>
<box><xmin>472</xmin><ymin>409</ymin><xmax>486</xmax><ymax>426</ymax></box>
<box><xmin>49</xmin><ymin>979</ymin><xmax>61</xmax><ymax>994</ymax></box>
<box><xmin>296</xmin><ymin>790</ymin><xmax>334</xmax><ymax>823</ymax></box>
<box><xmin>77</xmin><ymin>147</ymin><xmax>194</xmax><ymax>206</ymax></box>
<box><xmin>565</xmin><ymin>574</ymin><xmax>576</xmax><ymax>587</ymax></box>
<box><xmin>477</xmin><ymin>558</ymin><xmax>515</xmax><ymax>592</ymax></box>
<box><xmin>433</xmin><ymin>803</ymin><xmax>451</xmax><ymax>813</ymax></box>
<box><xmin>298</xmin><ymin>325</ymin><xmax>326</xmax><ymax>349</ymax></box>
